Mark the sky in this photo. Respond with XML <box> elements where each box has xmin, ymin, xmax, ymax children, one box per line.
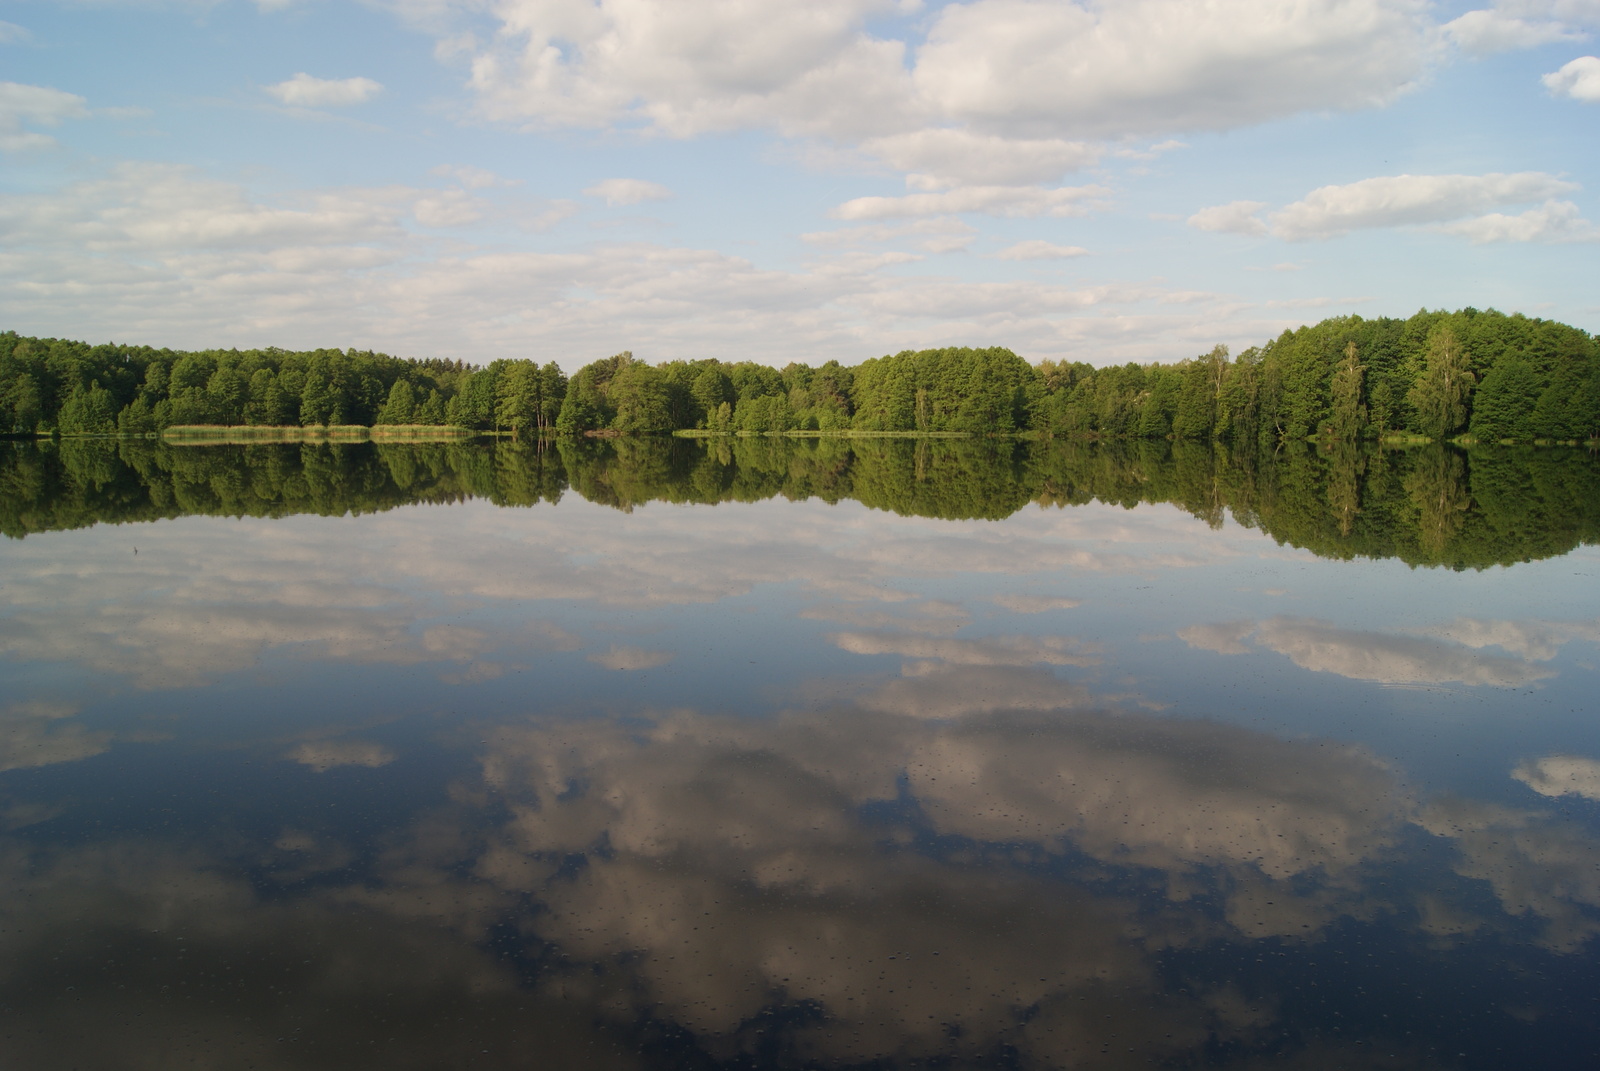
<box><xmin>1</xmin><ymin>0</ymin><xmax>1598</xmax><ymax>370</ymax></box>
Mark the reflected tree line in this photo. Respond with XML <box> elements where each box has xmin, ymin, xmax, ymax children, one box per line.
<box><xmin>3</xmin><ymin>436</ymin><xmax>1596</xmax><ymax>568</ymax></box>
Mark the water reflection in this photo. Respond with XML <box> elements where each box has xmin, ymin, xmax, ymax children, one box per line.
<box><xmin>4</xmin><ymin>686</ymin><xmax>1598</xmax><ymax>1068</ymax></box>
<box><xmin>2</xmin><ymin>437</ymin><xmax>1599</xmax><ymax>1067</ymax></box>
<box><xmin>5</xmin><ymin>436</ymin><xmax>1599</xmax><ymax>567</ymax></box>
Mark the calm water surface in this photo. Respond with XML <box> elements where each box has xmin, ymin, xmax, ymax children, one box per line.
<box><xmin>2</xmin><ymin>438</ymin><xmax>1599</xmax><ymax>1069</ymax></box>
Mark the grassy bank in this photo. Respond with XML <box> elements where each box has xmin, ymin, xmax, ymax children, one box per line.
<box><xmin>163</xmin><ymin>424</ymin><xmax>476</xmax><ymax>444</ymax></box>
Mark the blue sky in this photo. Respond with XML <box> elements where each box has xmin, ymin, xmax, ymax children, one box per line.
<box><xmin>2</xmin><ymin>0</ymin><xmax>1598</xmax><ymax>368</ymax></box>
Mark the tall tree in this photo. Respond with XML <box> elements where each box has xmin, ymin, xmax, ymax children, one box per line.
<box><xmin>1325</xmin><ymin>341</ymin><xmax>1367</xmax><ymax>440</ymax></box>
<box><xmin>1407</xmin><ymin>328</ymin><xmax>1475</xmax><ymax>440</ymax></box>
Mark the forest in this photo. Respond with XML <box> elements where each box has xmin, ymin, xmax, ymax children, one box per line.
<box><xmin>3</xmin><ymin>436</ymin><xmax>1597</xmax><ymax>571</ymax></box>
<box><xmin>2</xmin><ymin>307</ymin><xmax>1598</xmax><ymax>444</ymax></box>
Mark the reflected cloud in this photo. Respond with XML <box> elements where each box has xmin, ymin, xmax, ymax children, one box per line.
<box><xmin>1514</xmin><ymin>755</ymin><xmax>1600</xmax><ymax>801</ymax></box>
<box><xmin>288</xmin><ymin>739</ymin><xmax>396</xmax><ymax>772</ymax></box>
<box><xmin>587</xmin><ymin>645</ymin><xmax>674</xmax><ymax>671</ymax></box>
<box><xmin>1420</xmin><ymin>798</ymin><xmax>1600</xmax><ymax>952</ymax></box>
<box><xmin>0</xmin><ymin>530</ymin><xmax>580</xmax><ymax>688</ymax></box>
<box><xmin>988</xmin><ymin>593</ymin><xmax>1081</xmax><ymax>613</ymax></box>
<box><xmin>800</xmin><ymin>599</ymin><xmax>970</xmax><ymax>635</ymax></box>
<box><xmin>0</xmin><ymin>701</ymin><xmax>111</xmax><ymax>771</ymax></box>
<box><xmin>1421</xmin><ymin>616</ymin><xmax>1600</xmax><ymax>661</ymax></box>
<box><xmin>859</xmin><ymin>664</ymin><xmax>1093</xmax><ymax>719</ymax></box>
<box><xmin>829</xmin><ymin>630</ymin><xmax>1100</xmax><ymax>668</ymax></box>
<box><xmin>442</xmin><ymin>699</ymin><xmax>1366</xmax><ymax>1062</ymax></box>
<box><xmin>904</xmin><ymin>709</ymin><xmax>1407</xmax><ymax>881</ymax></box>
<box><xmin>0</xmin><ymin>840</ymin><xmax>639</xmax><ymax>1070</ymax></box>
<box><xmin>1180</xmin><ymin>616</ymin><xmax>1557</xmax><ymax>687</ymax></box>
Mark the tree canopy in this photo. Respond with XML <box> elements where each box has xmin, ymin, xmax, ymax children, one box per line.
<box><xmin>4</xmin><ymin>307</ymin><xmax>1596</xmax><ymax>444</ymax></box>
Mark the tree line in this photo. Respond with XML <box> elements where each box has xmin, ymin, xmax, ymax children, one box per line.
<box><xmin>4</xmin><ymin>436</ymin><xmax>1596</xmax><ymax>570</ymax></box>
<box><xmin>3</xmin><ymin>307</ymin><xmax>1597</xmax><ymax>443</ymax></box>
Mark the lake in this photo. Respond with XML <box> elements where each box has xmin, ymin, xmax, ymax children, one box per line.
<box><xmin>2</xmin><ymin>436</ymin><xmax>1599</xmax><ymax>1070</ymax></box>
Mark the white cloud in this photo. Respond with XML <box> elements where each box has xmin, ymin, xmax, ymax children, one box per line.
<box><xmin>1271</xmin><ymin>171</ymin><xmax>1579</xmax><ymax>239</ymax></box>
<box><xmin>0</xmin><ymin>158</ymin><xmax>1259</xmax><ymax>367</ymax></box>
<box><xmin>1444</xmin><ymin>10</ymin><xmax>1582</xmax><ymax>54</ymax></box>
<box><xmin>587</xmin><ymin>644</ymin><xmax>675</xmax><ymax>670</ymax></box>
<box><xmin>1190</xmin><ymin>172</ymin><xmax>1585</xmax><ymax>243</ymax></box>
<box><xmin>911</xmin><ymin>0</ymin><xmax>1437</xmax><ymax>139</ymax></box>
<box><xmin>1543</xmin><ymin>55</ymin><xmax>1600</xmax><ymax>100</ymax></box>
<box><xmin>0</xmin><ymin>81</ymin><xmax>88</xmax><ymax>151</ymax></box>
<box><xmin>860</xmin><ymin>129</ymin><xmax>1098</xmax><ymax>187</ymax></box>
<box><xmin>264</xmin><ymin>73</ymin><xmax>384</xmax><ymax>108</ymax></box>
<box><xmin>465</xmin><ymin>0</ymin><xmax>912</xmax><ymax>138</ymax></box>
<box><xmin>0</xmin><ymin>20</ymin><xmax>33</xmax><ymax>45</ymax></box>
<box><xmin>833</xmin><ymin>183</ymin><xmax>1108</xmax><ymax>220</ymax></box>
<box><xmin>1187</xmin><ymin>201</ymin><xmax>1269</xmax><ymax>236</ymax></box>
<box><xmin>1513</xmin><ymin>755</ymin><xmax>1600</xmax><ymax>800</ymax></box>
<box><xmin>1441</xmin><ymin>200</ymin><xmax>1600</xmax><ymax>242</ymax></box>
<box><xmin>991</xmin><ymin>240</ymin><xmax>1090</xmax><ymax>260</ymax></box>
<box><xmin>583</xmin><ymin>177</ymin><xmax>674</xmax><ymax>206</ymax></box>
<box><xmin>430</xmin><ymin>163</ymin><xmax>521</xmax><ymax>188</ymax></box>
<box><xmin>451</xmin><ymin>0</ymin><xmax>1441</xmax><ymax>152</ymax></box>
<box><xmin>801</xmin><ymin>216</ymin><xmax>976</xmax><ymax>253</ymax></box>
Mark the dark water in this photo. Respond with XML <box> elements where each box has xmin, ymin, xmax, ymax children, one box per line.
<box><xmin>2</xmin><ymin>437</ymin><xmax>1599</xmax><ymax>1070</ymax></box>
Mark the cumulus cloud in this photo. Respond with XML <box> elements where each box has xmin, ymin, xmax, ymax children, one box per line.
<box><xmin>1543</xmin><ymin>55</ymin><xmax>1600</xmax><ymax>100</ymax></box>
<box><xmin>800</xmin><ymin>216</ymin><xmax>976</xmax><ymax>252</ymax></box>
<box><xmin>911</xmin><ymin>0</ymin><xmax>1436</xmax><ymax>140</ymax></box>
<box><xmin>583</xmin><ymin>177</ymin><xmax>674</xmax><ymax>206</ymax></box>
<box><xmin>1187</xmin><ymin>200</ymin><xmax>1269</xmax><ymax>236</ymax></box>
<box><xmin>264</xmin><ymin>73</ymin><xmax>384</xmax><ymax>108</ymax></box>
<box><xmin>991</xmin><ymin>240</ymin><xmax>1090</xmax><ymax>260</ymax></box>
<box><xmin>1270</xmin><ymin>172</ymin><xmax>1579</xmax><ymax>239</ymax></box>
<box><xmin>453</xmin><ymin>0</ymin><xmax>1440</xmax><ymax>149</ymax></box>
<box><xmin>860</xmin><ymin>129</ymin><xmax>1098</xmax><ymax>187</ymax></box>
<box><xmin>0</xmin><ymin>81</ymin><xmax>88</xmax><ymax>151</ymax></box>
<box><xmin>430</xmin><ymin>164</ymin><xmax>521</xmax><ymax>188</ymax></box>
<box><xmin>833</xmin><ymin>183</ymin><xmax>1108</xmax><ymax>220</ymax></box>
<box><xmin>1444</xmin><ymin>9</ymin><xmax>1583</xmax><ymax>54</ymax></box>
<box><xmin>1192</xmin><ymin>172</ymin><xmax>1592</xmax><ymax>242</ymax></box>
<box><xmin>0</xmin><ymin>157</ymin><xmax>1247</xmax><ymax>366</ymax></box>
<box><xmin>1513</xmin><ymin>755</ymin><xmax>1600</xmax><ymax>800</ymax></box>
<box><xmin>1436</xmin><ymin>199</ymin><xmax>1600</xmax><ymax>243</ymax></box>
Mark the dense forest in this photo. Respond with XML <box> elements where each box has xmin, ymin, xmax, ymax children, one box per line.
<box><xmin>3</xmin><ymin>307</ymin><xmax>1598</xmax><ymax>443</ymax></box>
<box><xmin>4</xmin><ymin>437</ymin><xmax>1597</xmax><ymax>570</ymax></box>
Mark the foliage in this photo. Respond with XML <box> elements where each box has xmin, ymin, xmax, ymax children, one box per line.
<box><xmin>3</xmin><ymin>307</ymin><xmax>1595</xmax><ymax>444</ymax></box>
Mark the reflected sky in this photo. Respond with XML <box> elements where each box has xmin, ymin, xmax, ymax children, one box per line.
<box><xmin>2</xmin><ymin>443</ymin><xmax>1599</xmax><ymax>1069</ymax></box>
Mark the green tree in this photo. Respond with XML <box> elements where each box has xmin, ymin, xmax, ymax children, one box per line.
<box><xmin>1325</xmin><ymin>342</ymin><xmax>1367</xmax><ymax>440</ymax></box>
<box><xmin>57</xmin><ymin>380</ymin><xmax>118</xmax><ymax>435</ymax></box>
<box><xmin>609</xmin><ymin>362</ymin><xmax>672</xmax><ymax>434</ymax></box>
<box><xmin>377</xmin><ymin>379</ymin><xmax>416</xmax><ymax>425</ymax></box>
<box><xmin>1469</xmin><ymin>355</ymin><xmax>1539</xmax><ymax>442</ymax></box>
<box><xmin>1407</xmin><ymin>327</ymin><xmax>1475</xmax><ymax>439</ymax></box>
